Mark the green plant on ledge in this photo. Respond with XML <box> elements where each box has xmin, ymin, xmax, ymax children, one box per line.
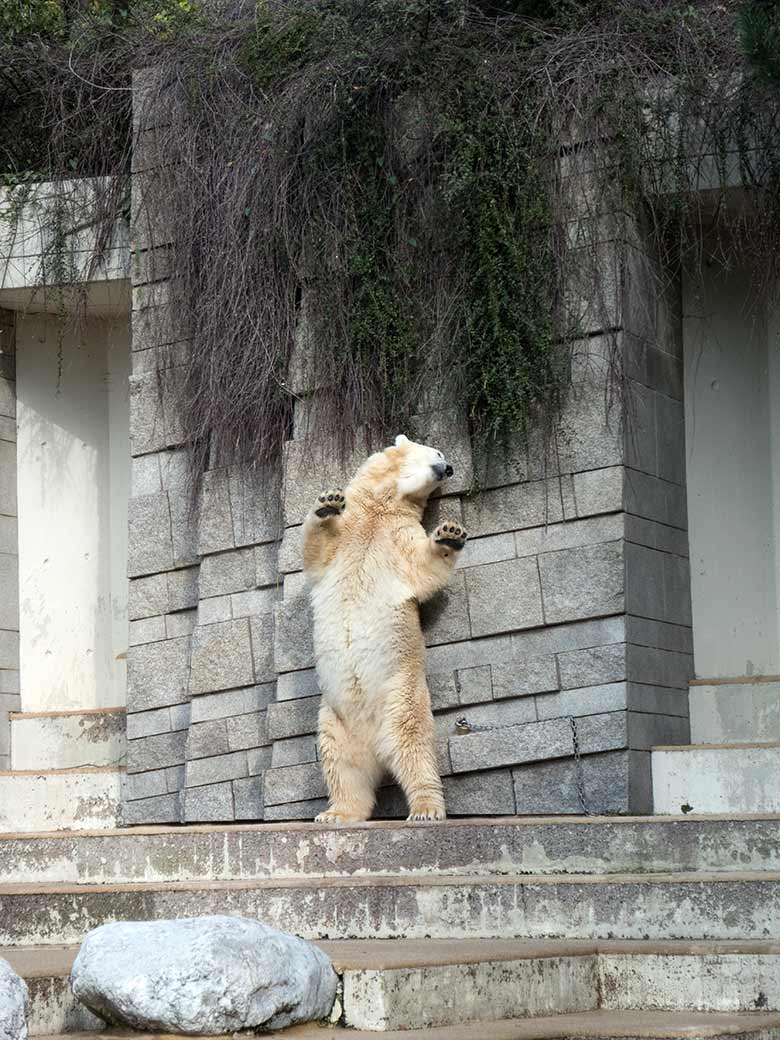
<box><xmin>0</xmin><ymin>0</ymin><xmax>779</xmax><ymax>487</ymax></box>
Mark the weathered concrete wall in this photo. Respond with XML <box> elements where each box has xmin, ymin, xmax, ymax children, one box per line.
<box><xmin>123</xmin><ymin>74</ymin><xmax>692</xmax><ymax>823</ymax></box>
<box><xmin>0</xmin><ymin>308</ymin><xmax>18</xmax><ymax>772</ymax></box>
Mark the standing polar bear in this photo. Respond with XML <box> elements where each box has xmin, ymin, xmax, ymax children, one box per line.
<box><xmin>303</xmin><ymin>434</ymin><xmax>467</xmax><ymax>823</ymax></box>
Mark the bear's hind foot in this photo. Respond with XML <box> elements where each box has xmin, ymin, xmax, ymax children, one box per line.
<box><xmin>314</xmin><ymin>489</ymin><xmax>346</xmax><ymax>519</ymax></box>
<box><xmin>315</xmin><ymin>807</ymin><xmax>368</xmax><ymax>825</ymax></box>
<box><xmin>433</xmin><ymin>521</ymin><xmax>467</xmax><ymax>552</ymax></box>
<box><xmin>406</xmin><ymin>798</ymin><xmax>447</xmax><ymax>822</ymax></box>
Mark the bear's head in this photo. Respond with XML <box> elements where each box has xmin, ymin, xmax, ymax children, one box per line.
<box><xmin>350</xmin><ymin>433</ymin><xmax>454</xmax><ymax>504</ymax></box>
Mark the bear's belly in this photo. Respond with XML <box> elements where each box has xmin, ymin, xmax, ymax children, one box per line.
<box><xmin>310</xmin><ymin>562</ymin><xmax>418</xmax><ymax>714</ymax></box>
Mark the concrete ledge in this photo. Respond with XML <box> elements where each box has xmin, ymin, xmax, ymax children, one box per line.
<box><xmin>652</xmin><ymin>746</ymin><xmax>780</xmax><ymax>814</ymax></box>
<box><xmin>9</xmin><ymin>709</ymin><xmax>126</xmax><ymax>770</ymax></box>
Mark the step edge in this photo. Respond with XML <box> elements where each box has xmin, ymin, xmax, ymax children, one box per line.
<box><xmin>9</xmin><ymin>707</ymin><xmax>126</xmax><ymax>721</ymax></box>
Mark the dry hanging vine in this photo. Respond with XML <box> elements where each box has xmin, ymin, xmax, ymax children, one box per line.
<box><xmin>1</xmin><ymin>0</ymin><xmax>780</xmax><ymax>485</ymax></box>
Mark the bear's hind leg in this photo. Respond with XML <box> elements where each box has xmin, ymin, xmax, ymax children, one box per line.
<box><xmin>381</xmin><ymin>682</ymin><xmax>446</xmax><ymax>822</ymax></box>
<box><xmin>316</xmin><ymin>702</ymin><xmax>380</xmax><ymax>824</ymax></box>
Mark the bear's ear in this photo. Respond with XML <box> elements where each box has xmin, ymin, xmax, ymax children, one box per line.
<box><xmin>394</xmin><ymin>434</ymin><xmax>410</xmax><ymax>447</ymax></box>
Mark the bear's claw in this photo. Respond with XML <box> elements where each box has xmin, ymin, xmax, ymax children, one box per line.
<box><xmin>314</xmin><ymin>488</ymin><xmax>346</xmax><ymax>519</ymax></box>
<box><xmin>433</xmin><ymin>521</ymin><xmax>467</xmax><ymax>551</ymax></box>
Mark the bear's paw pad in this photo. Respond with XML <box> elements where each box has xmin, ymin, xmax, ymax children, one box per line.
<box><xmin>314</xmin><ymin>489</ymin><xmax>346</xmax><ymax>518</ymax></box>
<box><xmin>433</xmin><ymin>521</ymin><xmax>467</xmax><ymax>551</ymax></box>
<box><xmin>407</xmin><ymin>803</ymin><xmax>447</xmax><ymax>822</ymax></box>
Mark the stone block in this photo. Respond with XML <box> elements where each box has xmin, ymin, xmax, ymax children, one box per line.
<box><xmin>420</xmin><ymin>571</ymin><xmax>471</xmax><ymax>646</ymax></box>
<box><xmin>197</xmin><ymin>467</ymin><xmax>234</xmax><ymax>555</ymax></box>
<box><xmin>0</xmin><ymin>673</ymin><xmax>19</xmax><ymax>696</ymax></box>
<box><xmin>628</xmin><ymin>710</ymin><xmax>689</xmax><ymax>748</ymax></box>
<box><xmin>169</xmin><ymin>703</ymin><xmax>191</xmax><ymax>731</ymax></box>
<box><xmin>233</xmin><ymin>776</ymin><xmax>263</xmax><ymax>820</ymax></box>
<box><xmin>168</xmin><ymin>491</ymin><xmax>199</xmax><ymax>568</ymax></box>
<box><xmin>128</xmin><ymin>374</ymin><xmax>165</xmax><ymax>455</ymax></box>
<box><xmin>0</xmin><ymin>442</ymin><xmax>15</xmax><ymax>518</ymax></box>
<box><xmin>167</xmin><ymin>566</ymin><xmax>199</xmax><ymax>612</ymax></box>
<box><xmin>442</xmin><ymin>768</ymin><xmax>516</xmax><ymax>815</ymax></box>
<box><xmin>247</xmin><ymin>746</ymin><xmax>273</xmax><ymax>775</ymax></box>
<box><xmin>122</xmin><ymin>792</ymin><xmax>180</xmax><ymax>825</ymax></box>
<box><xmin>625</xmin><ymin>615</ymin><xmax>693</xmax><ymax>654</ymax></box>
<box><xmin>555</xmin><ymin>376</ymin><xmax>623</xmax><ymax>474</ymax></box>
<box><xmin>263</xmin><ymin>762</ymin><xmax>326</xmax><ymax>806</ymax></box>
<box><xmin>513</xmin><ymin>749</ymin><xmax>640</xmax><ymax>814</ymax></box>
<box><xmin>255</xmin><ymin>543</ymin><xmax>279</xmax><ymax>587</ymax></box>
<box><xmin>409</xmin><ymin>408</ymin><xmax>473</xmax><ymax>495</ymax></box>
<box><xmin>626</xmin><ymin>644</ymin><xmax>692</xmax><ymax>690</ymax></box>
<box><xmin>539</xmin><ymin>541</ymin><xmax>624</xmax><ymax>624</ymax></box>
<box><xmin>132</xmin><ymin>453</ymin><xmax>162</xmax><ymax>496</ymax></box>
<box><xmin>466</xmin><ymin>557</ymin><xmax>544</xmax><ymax>638</ymax></box>
<box><xmin>128</xmin><ymin>573</ymin><xmax>169</xmax><ymax>620</ymax></box>
<box><xmin>624</xmin><ymin>515</ymin><xmax>689</xmax><ymax>557</ymax></box>
<box><xmin>574</xmin><ymin>466</ymin><xmax>623</xmax><ymax>518</ymax></box>
<box><xmin>250</xmin><ymin>613</ymin><xmax>276</xmax><ymax>683</ymax></box>
<box><xmin>273</xmin><ymin>592</ymin><xmax>314</xmax><ymax>672</ymax></box>
<box><xmin>0</xmin><ymin>552</ymin><xmax>18</xmax><ymax>630</ymax></box>
<box><xmin>263</xmin><ymin>797</ymin><xmax>328</xmax><ymax>822</ymax></box>
<box><xmin>127</xmin><ymin>494</ymin><xmax>173</xmax><ymax>577</ymax></box>
<box><xmin>0</xmin><ymin>378</ymin><xmax>15</xmax><ymax>421</ymax></box>
<box><xmin>229</xmin><ymin>464</ymin><xmax>282</xmax><ymax>547</ymax></box>
<box><xmin>271</xmin><ymin>735</ymin><xmax>318</xmax><ymax>768</ymax></box>
<box><xmin>422</xmin><ymin>494</ymin><xmax>464</xmax><ymax>530</ymax></box>
<box><xmin>624</xmin><ymin>468</ymin><xmax>686</xmax><ymax>529</ymax></box>
<box><xmin>267</xmin><ymin>696</ymin><xmax>320</xmax><ymax>741</ymax></box>
<box><xmin>185</xmin><ymin>749</ymin><xmax>248</xmax><ymax>787</ymax></box>
<box><xmin>127</xmin><ymin>636</ymin><xmax>190</xmax><ymax>711</ymax></box>
<box><xmin>124</xmin><ymin>768</ymin><xmax>168</xmax><ymax>801</ymax></box>
<box><xmin>0</xmin><ymin>630</ymin><xmax>19</xmax><ymax>670</ymax></box>
<box><xmin>186</xmin><ymin>719</ymin><xmax>229</xmax><ymax>760</ymax></box>
<box><xmin>226</xmin><ymin>711</ymin><xmax>268</xmax><ymax>751</ymax></box>
<box><xmin>165</xmin><ymin>610</ymin><xmax>196</xmax><ymax>639</ymax></box>
<box><xmin>200</xmin><ymin>548</ymin><xmax>255</xmax><ymax>598</ymax></box>
<box><xmin>536</xmin><ymin>682</ymin><xmax>627</xmax><ymax>721</ymax></box>
<box><xmin>462</xmin><ymin>478</ymin><xmax>567</xmax><ymax>539</ymax></box>
<box><xmin>126</xmin><ymin>729</ymin><xmax>187</xmax><ymax>773</ymax></box>
<box><xmin>165</xmin><ymin>765</ymin><xmax>185</xmax><ymax>792</ymax></box>
<box><xmin>449</xmin><ymin>709</ymin><xmax>626</xmax><ymax>773</ymax></box>
<box><xmin>128</xmin><ymin>615</ymin><xmax>166</xmax><ymax>646</ymax></box>
<box><xmin>514</xmin><ymin>514</ymin><xmax>623</xmax><ymax>561</ymax></box>
<box><xmin>625</xmin><ymin>380</ymin><xmax>657</xmax><ymax>476</ymax></box>
<box><xmin>457</xmin><ymin>532</ymin><xmax>515</xmax><ymax>570</ymax></box>
<box><xmin>159</xmin><ymin>449</ymin><xmax>189</xmax><ymax>494</ymax></box>
<box><xmin>189</xmin><ymin>619</ymin><xmax>254</xmax><ymax>695</ymax></box>
<box><xmin>557</xmin><ymin>644</ymin><xmax>626</xmax><ymax>690</ymax></box>
<box><xmin>182</xmin><ymin>782</ymin><xmax>234</xmax><ymax>822</ymax></box>
<box><xmin>232</xmin><ymin>588</ymin><xmax>279</xmax><ymax>620</ymax></box>
<box><xmin>190</xmin><ymin>682</ymin><xmax>275</xmax><ymax>723</ymax></box>
<box><xmin>0</xmin><ymin>515</ymin><xmax>17</xmax><ymax>555</ymax></box>
<box><xmin>663</xmin><ymin>552</ymin><xmax>692</xmax><ymax>626</ymax></box>
<box><xmin>456</xmin><ymin>665</ymin><xmax>492</xmax><ymax>705</ymax></box>
<box><xmin>198</xmin><ymin>596</ymin><xmax>232</xmax><ymax>625</ymax></box>
<box><xmin>646</xmin><ymin>345</ymin><xmax>683</xmax><ymax>401</ymax></box>
<box><xmin>438</xmin><ymin>697</ymin><xmax>537</xmax><ymax>742</ymax></box>
<box><xmin>624</xmin><ymin>542</ymin><xmax>665</xmax><ymax>622</ymax></box>
<box><xmin>491</xmin><ymin>655</ymin><xmax>558</xmax><ymax>699</ymax></box>
<box><xmin>282</xmin><ymin>438</ymin><xmax>361</xmax><ymax>527</ymax></box>
<box><xmin>627</xmin><ymin>683</ymin><xmax>689</xmax><ymax>717</ymax></box>
<box><xmin>655</xmin><ymin>392</ymin><xmax>685</xmax><ymax>486</ymax></box>
<box><xmin>427</xmin><ymin>672</ymin><xmax>460</xmax><ymax>710</ymax></box>
<box><xmin>0</xmin><ymin>417</ymin><xmax>15</xmax><ymax>444</ymax></box>
<box><xmin>426</xmin><ymin>632</ymin><xmax>513</xmax><ymax>675</ymax></box>
<box><xmin>126</xmin><ymin>706</ymin><xmax>172</xmax><ymax>740</ymax></box>
<box><xmin>279</xmin><ymin>525</ymin><xmax>303</xmax><ymax>575</ymax></box>
<box><xmin>276</xmin><ymin>668</ymin><xmax>319</xmax><ymax>701</ymax></box>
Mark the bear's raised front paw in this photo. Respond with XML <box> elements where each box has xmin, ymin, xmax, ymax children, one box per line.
<box><xmin>314</xmin><ymin>489</ymin><xmax>346</xmax><ymax>519</ymax></box>
<box><xmin>433</xmin><ymin>521</ymin><xmax>467</xmax><ymax>551</ymax></box>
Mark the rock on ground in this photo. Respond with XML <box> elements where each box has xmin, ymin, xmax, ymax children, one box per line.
<box><xmin>69</xmin><ymin>915</ymin><xmax>338</xmax><ymax>1034</ymax></box>
<box><xmin>0</xmin><ymin>958</ymin><xmax>29</xmax><ymax>1040</ymax></box>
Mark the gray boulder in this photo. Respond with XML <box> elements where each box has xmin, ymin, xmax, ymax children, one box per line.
<box><xmin>70</xmin><ymin>916</ymin><xmax>337</xmax><ymax>1034</ymax></box>
<box><xmin>0</xmin><ymin>959</ymin><xmax>29</xmax><ymax>1040</ymax></box>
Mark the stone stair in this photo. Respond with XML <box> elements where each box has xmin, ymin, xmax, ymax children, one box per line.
<box><xmin>1</xmin><ymin>816</ymin><xmax>779</xmax><ymax>1038</ymax></box>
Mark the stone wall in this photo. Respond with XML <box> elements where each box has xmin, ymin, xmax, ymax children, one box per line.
<box><xmin>123</xmin><ymin>73</ymin><xmax>692</xmax><ymax>823</ymax></box>
<box><xmin>0</xmin><ymin>308</ymin><xmax>18</xmax><ymax>772</ymax></box>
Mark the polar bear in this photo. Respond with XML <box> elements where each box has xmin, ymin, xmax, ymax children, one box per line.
<box><xmin>302</xmin><ymin>434</ymin><xmax>468</xmax><ymax>824</ymax></box>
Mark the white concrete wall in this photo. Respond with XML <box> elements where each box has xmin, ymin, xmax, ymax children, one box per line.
<box><xmin>15</xmin><ymin>314</ymin><xmax>129</xmax><ymax>711</ymax></box>
<box><xmin>683</xmin><ymin>261</ymin><xmax>780</xmax><ymax>679</ymax></box>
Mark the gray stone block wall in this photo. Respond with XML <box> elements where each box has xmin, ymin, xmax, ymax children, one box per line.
<box><xmin>0</xmin><ymin>309</ymin><xmax>18</xmax><ymax>772</ymax></box>
<box><xmin>123</xmin><ymin>75</ymin><xmax>693</xmax><ymax>822</ymax></box>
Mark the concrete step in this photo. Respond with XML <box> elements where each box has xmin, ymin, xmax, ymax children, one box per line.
<box><xmin>652</xmin><ymin>746</ymin><xmax>780</xmax><ymax>814</ymax></box>
<box><xmin>30</xmin><ymin>1010</ymin><xmax>780</xmax><ymax>1039</ymax></box>
<box><xmin>9</xmin><ymin>709</ymin><xmax>126</xmax><ymax>771</ymax></box>
<box><xmin>9</xmin><ymin>939</ymin><xmax>780</xmax><ymax>1035</ymax></box>
<box><xmin>0</xmin><ymin>768</ymin><xmax>124</xmax><ymax>832</ymax></box>
<box><xmin>2</xmin><ymin>815</ymin><xmax>779</xmax><ymax>885</ymax></box>
<box><xmin>689</xmin><ymin>679</ymin><xmax>780</xmax><ymax>744</ymax></box>
<box><xmin>1</xmin><ymin>871</ymin><xmax>778</xmax><ymax>946</ymax></box>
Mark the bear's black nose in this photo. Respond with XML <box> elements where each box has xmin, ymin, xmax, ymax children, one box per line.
<box><xmin>445</xmin><ymin>464</ymin><xmax>453</xmax><ymax>477</ymax></box>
